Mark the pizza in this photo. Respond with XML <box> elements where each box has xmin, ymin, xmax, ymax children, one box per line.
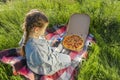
<box><xmin>62</xmin><ymin>35</ymin><xmax>84</xmax><ymax>51</ymax></box>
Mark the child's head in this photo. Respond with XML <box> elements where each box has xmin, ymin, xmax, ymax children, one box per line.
<box><xmin>21</xmin><ymin>9</ymin><xmax>49</xmax><ymax>56</ymax></box>
<box><xmin>23</xmin><ymin>9</ymin><xmax>48</xmax><ymax>36</ymax></box>
<box><xmin>23</xmin><ymin>9</ymin><xmax>48</xmax><ymax>41</ymax></box>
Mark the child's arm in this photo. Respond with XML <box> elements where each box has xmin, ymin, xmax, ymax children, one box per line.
<box><xmin>25</xmin><ymin>41</ymin><xmax>71</xmax><ymax>75</ymax></box>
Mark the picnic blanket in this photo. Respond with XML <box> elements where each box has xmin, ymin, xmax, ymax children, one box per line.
<box><xmin>0</xmin><ymin>25</ymin><xmax>95</xmax><ymax>80</ymax></box>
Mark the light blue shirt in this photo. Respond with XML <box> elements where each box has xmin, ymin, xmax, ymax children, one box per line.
<box><xmin>25</xmin><ymin>36</ymin><xmax>71</xmax><ymax>75</ymax></box>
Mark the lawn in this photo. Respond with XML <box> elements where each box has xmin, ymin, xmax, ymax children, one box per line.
<box><xmin>0</xmin><ymin>0</ymin><xmax>120</xmax><ymax>80</ymax></box>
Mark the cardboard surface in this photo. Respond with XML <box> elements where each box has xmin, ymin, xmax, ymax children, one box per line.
<box><xmin>67</xmin><ymin>13</ymin><xmax>90</xmax><ymax>41</ymax></box>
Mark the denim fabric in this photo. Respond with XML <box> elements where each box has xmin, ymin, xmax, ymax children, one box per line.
<box><xmin>25</xmin><ymin>36</ymin><xmax>71</xmax><ymax>75</ymax></box>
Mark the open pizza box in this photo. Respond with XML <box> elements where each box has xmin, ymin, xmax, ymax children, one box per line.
<box><xmin>62</xmin><ymin>13</ymin><xmax>90</xmax><ymax>52</ymax></box>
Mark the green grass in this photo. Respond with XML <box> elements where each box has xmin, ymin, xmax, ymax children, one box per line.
<box><xmin>0</xmin><ymin>0</ymin><xmax>120</xmax><ymax>80</ymax></box>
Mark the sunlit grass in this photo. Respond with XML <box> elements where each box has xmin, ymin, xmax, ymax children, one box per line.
<box><xmin>0</xmin><ymin>0</ymin><xmax>120</xmax><ymax>80</ymax></box>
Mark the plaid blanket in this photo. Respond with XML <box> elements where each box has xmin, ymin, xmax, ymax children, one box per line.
<box><xmin>0</xmin><ymin>25</ymin><xmax>95</xmax><ymax>80</ymax></box>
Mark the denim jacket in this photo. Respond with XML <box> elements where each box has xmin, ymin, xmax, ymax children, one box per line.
<box><xmin>25</xmin><ymin>36</ymin><xmax>71</xmax><ymax>75</ymax></box>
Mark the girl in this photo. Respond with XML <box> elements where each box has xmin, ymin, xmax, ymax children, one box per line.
<box><xmin>20</xmin><ymin>9</ymin><xmax>72</xmax><ymax>75</ymax></box>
